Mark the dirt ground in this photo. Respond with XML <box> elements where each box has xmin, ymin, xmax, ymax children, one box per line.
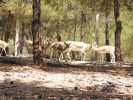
<box><xmin>0</xmin><ymin>57</ymin><xmax>133</xmax><ymax>100</ymax></box>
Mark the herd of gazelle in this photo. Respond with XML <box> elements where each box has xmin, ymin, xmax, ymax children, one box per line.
<box><xmin>0</xmin><ymin>38</ymin><xmax>115</xmax><ymax>62</ymax></box>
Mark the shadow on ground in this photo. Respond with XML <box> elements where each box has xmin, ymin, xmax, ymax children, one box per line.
<box><xmin>0</xmin><ymin>79</ymin><xmax>133</xmax><ymax>99</ymax></box>
<box><xmin>0</xmin><ymin>57</ymin><xmax>133</xmax><ymax>99</ymax></box>
<box><xmin>0</xmin><ymin>57</ymin><xmax>133</xmax><ymax>76</ymax></box>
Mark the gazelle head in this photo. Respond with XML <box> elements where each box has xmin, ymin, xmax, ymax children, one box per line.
<box><xmin>64</xmin><ymin>42</ymin><xmax>71</xmax><ymax>48</ymax></box>
<box><xmin>46</xmin><ymin>38</ymin><xmax>51</xmax><ymax>46</ymax></box>
<box><xmin>42</xmin><ymin>37</ymin><xmax>51</xmax><ymax>45</ymax></box>
<box><xmin>91</xmin><ymin>41</ymin><xmax>97</xmax><ymax>47</ymax></box>
<box><xmin>8</xmin><ymin>39</ymin><xmax>14</xmax><ymax>45</ymax></box>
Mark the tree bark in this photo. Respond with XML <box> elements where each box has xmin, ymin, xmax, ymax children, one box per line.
<box><xmin>105</xmin><ymin>0</ymin><xmax>111</xmax><ymax>62</ymax></box>
<box><xmin>114</xmin><ymin>0</ymin><xmax>123</xmax><ymax>62</ymax></box>
<box><xmin>56</xmin><ymin>21</ymin><xmax>61</xmax><ymax>41</ymax></box>
<box><xmin>56</xmin><ymin>22</ymin><xmax>62</xmax><ymax>58</ymax></box>
<box><xmin>32</xmin><ymin>0</ymin><xmax>43</xmax><ymax>65</ymax></box>
<box><xmin>95</xmin><ymin>14</ymin><xmax>99</xmax><ymax>61</ymax></box>
<box><xmin>2</xmin><ymin>11</ymin><xmax>13</xmax><ymax>56</ymax></box>
<box><xmin>4</xmin><ymin>11</ymin><xmax>13</xmax><ymax>43</ymax></box>
<box><xmin>80</xmin><ymin>11</ymin><xmax>86</xmax><ymax>42</ymax></box>
<box><xmin>20</xmin><ymin>22</ymin><xmax>25</xmax><ymax>54</ymax></box>
<box><xmin>78</xmin><ymin>11</ymin><xmax>86</xmax><ymax>60</ymax></box>
<box><xmin>15</xmin><ymin>19</ymin><xmax>20</xmax><ymax>57</ymax></box>
<box><xmin>71</xmin><ymin>8</ymin><xmax>77</xmax><ymax>60</ymax></box>
<box><xmin>73</xmin><ymin>9</ymin><xmax>77</xmax><ymax>41</ymax></box>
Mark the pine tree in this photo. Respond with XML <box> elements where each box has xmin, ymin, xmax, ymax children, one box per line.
<box><xmin>32</xmin><ymin>0</ymin><xmax>43</xmax><ymax>65</ymax></box>
<box><xmin>114</xmin><ymin>0</ymin><xmax>123</xmax><ymax>62</ymax></box>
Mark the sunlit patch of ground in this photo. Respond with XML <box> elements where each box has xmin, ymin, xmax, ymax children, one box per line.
<box><xmin>0</xmin><ymin>65</ymin><xmax>133</xmax><ymax>96</ymax></box>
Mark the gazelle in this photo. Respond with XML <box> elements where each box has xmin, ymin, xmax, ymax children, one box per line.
<box><xmin>91</xmin><ymin>42</ymin><xmax>115</xmax><ymax>62</ymax></box>
<box><xmin>50</xmin><ymin>41</ymin><xmax>70</xmax><ymax>60</ymax></box>
<box><xmin>17</xmin><ymin>39</ymin><xmax>33</xmax><ymax>55</ymax></box>
<box><xmin>17</xmin><ymin>38</ymin><xmax>51</xmax><ymax>56</ymax></box>
<box><xmin>65</xmin><ymin>41</ymin><xmax>92</xmax><ymax>61</ymax></box>
<box><xmin>41</xmin><ymin>38</ymin><xmax>51</xmax><ymax>56</ymax></box>
<box><xmin>0</xmin><ymin>39</ymin><xmax>13</xmax><ymax>56</ymax></box>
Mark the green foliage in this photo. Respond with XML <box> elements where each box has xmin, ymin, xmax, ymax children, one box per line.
<box><xmin>0</xmin><ymin>0</ymin><xmax>132</xmax><ymax>61</ymax></box>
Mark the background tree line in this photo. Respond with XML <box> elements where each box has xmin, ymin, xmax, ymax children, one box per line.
<box><xmin>0</xmin><ymin>0</ymin><xmax>132</xmax><ymax>65</ymax></box>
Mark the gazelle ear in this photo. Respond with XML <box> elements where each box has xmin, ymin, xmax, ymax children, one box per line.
<box><xmin>64</xmin><ymin>42</ymin><xmax>68</xmax><ymax>46</ymax></box>
<box><xmin>64</xmin><ymin>42</ymin><xmax>67</xmax><ymax>45</ymax></box>
<box><xmin>46</xmin><ymin>39</ymin><xmax>51</xmax><ymax>44</ymax></box>
<box><xmin>64</xmin><ymin>42</ymin><xmax>71</xmax><ymax>47</ymax></box>
<box><xmin>92</xmin><ymin>41</ymin><xmax>97</xmax><ymax>45</ymax></box>
<box><xmin>9</xmin><ymin>39</ymin><xmax>14</xmax><ymax>44</ymax></box>
<box><xmin>45</xmin><ymin>37</ymin><xmax>48</xmax><ymax>40</ymax></box>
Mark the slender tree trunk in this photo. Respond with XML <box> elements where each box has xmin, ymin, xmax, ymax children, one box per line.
<box><xmin>56</xmin><ymin>21</ymin><xmax>61</xmax><ymax>41</ymax></box>
<box><xmin>73</xmin><ymin>11</ymin><xmax>77</xmax><ymax>41</ymax></box>
<box><xmin>67</xmin><ymin>28</ymin><xmax>72</xmax><ymax>40</ymax></box>
<box><xmin>15</xmin><ymin>19</ymin><xmax>20</xmax><ymax>57</ymax></box>
<box><xmin>72</xmin><ymin>8</ymin><xmax>77</xmax><ymax>60</ymax></box>
<box><xmin>56</xmin><ymin>22</ymin><xmax>62</xmax><ymax>59</ymax></box>
<box><xmin>80</xmin><ymin>24</ymin><xmax>83</xmax><ymax>42</ymax></box>
<box><xmin>2</xmin><ymin>10</ymin><xmax>13</xmax><ymax>56</ymax></box>
<box><xmin>0</xmin><ymin>27</ymin><xmax>3</xmax><ymax>54</ymax></box>
<box><xmin>20</xmin><ymin>22</ymin><xmax>25</xmax><ymax>54</ymax></box>
<box><xmin>57</xmin><ymin>31</ymin><xmax>61</xmax><ymax>59</ymax></box>
<box><xmin>80</xmin><ymin>11</ymin><xmax>86</xmax><ymax>42</ymax></box>
<box><xmin>105</xmin><ymin>14</ymin><xmax>110</xmax><ymax>62</ymax></box>
<box><xmin>4</xmin><ymin>11</ymin><xmax>13</xmax><ymax>43</ymax></box>
<box><xmin>57</xmin><ymin>33</ymin><xmax>61</xmax><ymax>41</ymax></box>
<box><xmin>0</xmin><ymin>27</ymin><xmax>3</xmax><ymax>40</ymax></box>
<box><xmin>95</xmin><ymin>14</ymin><xmax>99</xmax><ymax>61</ymax></box>
<box><xmin>79</xmin><ymin>11</ymin><xmax>86</xmax><ymax>60</ymax></box>
<box><xmin>105</xmin><ymin>0</ymin><xmax>110</xmax><ymax>62</ymax></box>
<box><xmin>56</xmin><ymin>31</ymin><xmax>61</xmax><ymax>41</ymax></box>
<box><xmin>32</xmin><ymin>0</ymin><xmax>43</xmax><ymax>65</ymax></box>
<box><xmin>114</xmin><ymin>0</ymin><xmax>122</xmax><ymax>62</ymax></box>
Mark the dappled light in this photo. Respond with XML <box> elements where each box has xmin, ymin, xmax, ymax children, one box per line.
<box><xmin>0</xmin><ymin>61</ymin><xmax>133</xmax><ymax>99</ymax></box>
<box><xmin>0</xmin><ymin>79</ymin><xmax>132</xmax><ymax>99</ymax></box>
<box><xmin>0</xmin><ymin>0</ymin><xmax>133</xmax><ymax>99</ymax></box>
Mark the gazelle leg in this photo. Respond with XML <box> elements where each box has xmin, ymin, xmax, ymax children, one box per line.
<box><xmin>59</xmin><ymin>52</ymin><xmax>63</xmax><ymax>60</ymax></box>
<box><xmin>110</xmin><ymin>54</ymin><xmax>113</xmax><ymax>62</ymax></box>
<box><xmin>67</xmin><ymin>50</ymin><xmax>71</xmax><ymax>60</ymax></box>
<box><xmin>44</xmin><ymin>50</ymin><xmax>46</xmax><ymax>57</ymax></box>
<box><xmin>1</xmin><ymin>48</ymin><xmax>7</xmax><ymax>56</ymax></box>
<box><xmin>111</xmin><ymin>53</ymin><xmax>115</xmax><ymax>63</ymax></box>
<box><xmin>62</xmin><ymin>52</ymin><xmax>65</xmax><ymax>60</ymax></box>
<box><xmin>0</xmin><ymin>49</ymin><xmax>3</xmax><ymax>56</ymax></box>
<box><xmin>101</xmin><ymin>53</ymin><xmax>104</xmax><ymax>62</ymax></box>
<box><xmin>3</xmin><ymin>48</ymin><xmax>7</xmax><ymax>56</ymax></box>
<box><xmin>50</xmin><ymin>49</ymin><xmax>54</xmax><ymax>59</ymax></box>
<box><xmin>82</xmin><ymin>51</ymin><xmax>86</xmax><ymax>61</ymax></box>
<box><xmin>17</xmin><ymin>47</ymin><xmax>20</xmax><ymax>56</ymax></box>
<box><xmin>113</xmin><ymin>55</ymin><xmax>115</xmax><ymax>62</ymax></box>
<box><xmin>113</xmin><ymin>52</ymin><xmax>115</xmax><ymax>62</ymax></box>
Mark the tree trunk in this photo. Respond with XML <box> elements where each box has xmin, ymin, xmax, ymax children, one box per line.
<box><xmin>56</xmin><ymin>21</ymin><xmax>61</xmax><ymax>41</ymax></box>
<box><xmin>56</xmin><ymin>22</ymin><xmax>62</xmax><ymax>58</ymax></box>
<box><xmin>73</xmin><ymin>9</ymin><xmax>77</xmax><ymax>41</ymax></box>
<box><xmin>114</xmin><ymin>0</ymin><xmax>123</xmax><ymax>62</ymax></box>
<box><xmin>0</xmin><ymin>27</ymin><xmax>3</xmax><ymax>40</ymax></box>
<box><xmin>105</xmin><ymin>0</ymin><xmax>111</xmax><ymax>62</ymax></box>
<box><xmin>79</xmin><ymin>11</ymin><xmax>86</xmax><ymax>60</ymax></box>
<box><xmin>32</xmin><ymin>0</ymin><xmax>43</xmax><ymax>65</ymax></box>
<box><xmin>56</xmin><ymin>31</ymin><xmax>61</xmax><ymax>41</ymax></box>
<box><xmin>80</xmin><ymin>11</ymin><xmax>86</xmax><ymax>42</ymax></box>
<box><xmin>2</xmin><ymin>11</ymin><xmax>13</xmax><ymax>56</ymax></box>
<box><xmin>15</xmin><ymin>19</ymin><xmax>20</xmax><ymax>57</ymax></box>
<box><xmin>20</xmin><ymin>22</ymin><xmax>25</xmax><ymax>54</ymax></box>
<box><xmin>71</xmin><ymin>8</ymin><xmax>77</xmax><ymax>60</ymax></box>
<box><xmin>95</xmin><ymin>14</ymin><xmax>99</xmax><ymax>61</ymax></box>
